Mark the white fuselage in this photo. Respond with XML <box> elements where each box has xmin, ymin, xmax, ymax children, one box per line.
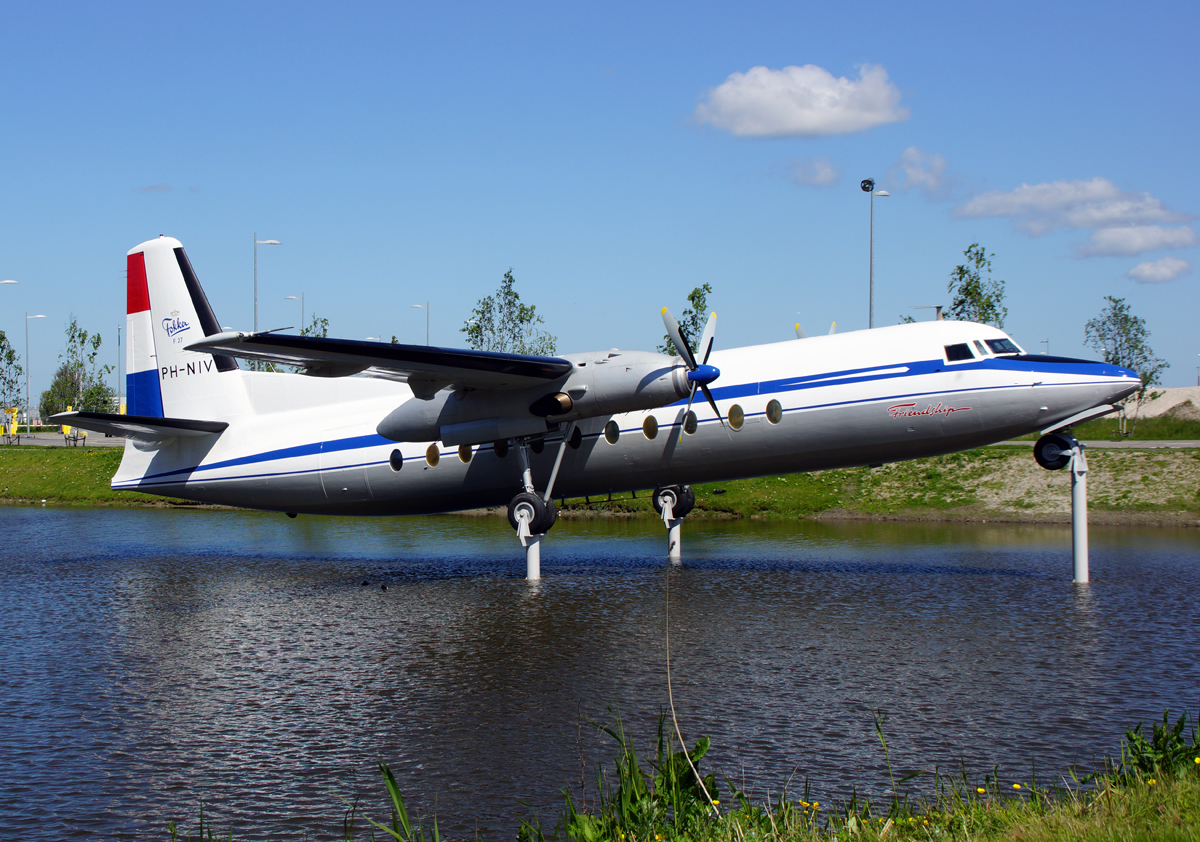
<box><xmin>112</xmin><ymin>320</ymin><xmax>1140</xmax><ymax>515</ymax></box>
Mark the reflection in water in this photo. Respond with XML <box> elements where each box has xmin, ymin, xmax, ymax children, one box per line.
<box><xmin>1</xmin><ymin>507</ymin><xmax>1198</xmax><ymax>840</ymax></box>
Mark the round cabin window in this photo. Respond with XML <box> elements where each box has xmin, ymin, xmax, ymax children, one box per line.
<box><xmin>458</xmin><ymin>444</ymin><xmax>472</xmax><ymax>463</ymax></box>
<box><xmin>643</xmin><ymin>415</ymin><xmax>658</xmax><ymax>440</ymax></box>
<box><xmin>568</xmin><ymin>426</ymin><xmax>583</xmax><ymax>449</ymax></box>
<box><xmin>426</xmin><ymin>443</ymin><xmax>440</xmax><ymax>466</ymax></box>
<box><xmin>531</xmin><ymin>438</ymin><xmax>545</xmax><ymax>454</ymax></box>
<box><xmin>766</xmin><ymin>399</ymin><xmax>783</xmax><ymax>425</ymax></box>
<box><xmin>604</xmin><ymin>420</ymin><xmax>620</xmax><ymax>444</ymax></box>
<box><xmin>494</xmin><ymin>440</ymin><xmax>509</xmax><ymax>458</ymax></box>
<box><xmin>389</xmin><ymin>449</ymin><xmax>404</xmax><ymax>472</ymax></box>
<box><xmin>683</xmin><ymin>411</ymin><xmax>698</xmax><ymax>436</ymax></box>
<box><xmin>728</xmin><ymin>404</ymin><xmax>744</xmax><ymax>431</ymax></box>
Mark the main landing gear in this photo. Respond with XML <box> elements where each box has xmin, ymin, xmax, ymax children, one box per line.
<box><xmin>653</xmin><ymin>484</ymin><xmax>695</xmax><ymax>562</ymax></box>
<box><xmin>1033</xmin><ymin>431</ymin><xmax>1089</xmax><ymax>583</ymax></box>
<box><xmin>506</xmin><ymin>423</ymin><xmax>574</xmax><ymax>581</ymax></box>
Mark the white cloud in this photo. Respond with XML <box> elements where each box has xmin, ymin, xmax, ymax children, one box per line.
<box><xmin>1076</xmin><ymin>225</ymin><xmax>1198</xmax><ymax>257</ymax></box>
<box><xmin>955</xmin><ymin>177</ymin><xmax>1190</xmax><ymax>236</ymax></box>
<box><xmin>693</xmin><ymin>64</ymin><xmax>909</xmax><ymax>138</ymax></box>
<box><xmin>790</xmin><ymin>156</ymin><xmax>840</xmax><ymax>187</ymax></box>
<box><xmin>1127</xmin><ymin>256</ymin><xmax>1192</xmax><ymax>283</ymax></box>
<box><xmin>888</xmin><ymin>146</ymin><xmax>950</xmax><ymax>199</ymax></box>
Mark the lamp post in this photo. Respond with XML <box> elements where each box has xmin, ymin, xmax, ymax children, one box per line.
<box><xmin>411</xmin><ymin>302</ymin><xmax>429</xmax><ymax>345</ymax></box>
<box><xmin>253</xmin><ymin>234</ymin><xmax>282</xmax><ymax>333</ymax></box>
<box><xmin>860</xmin><ymin>179</ymin><xmax>890</xmax><ymax>329</ymax></box>
<box><xmin>25</xmin><ymin>313</ymin><xmax>46</xmax><ymax>433</ymax></box>
<box><xmin>285</xmin><ymin>294</ymin><xmax>304</xmax><ymax>332</ymax></box>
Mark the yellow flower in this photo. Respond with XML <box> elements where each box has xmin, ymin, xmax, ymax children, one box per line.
<box><xmin>924</xmin><ymin>820</ymin><xmax>929</xmax><ymax>825</ymax></box>
<box><xmin>813</xmin><ymin>802</ymin><xmax>820</xmax><ymax>809</ymax></box>
<box><xmin>1148</xmin><ymin>779</ymin><xmax>1157</xmax><ymax>786</ymax></box>
<box><xmin>1195</xmin><ymin>757</ymin><xmax>1200</xmax><ymax>764</ymax></box>
<box><xmin>976</xmin><ymin>787</ymin><xmax>986</xmax><ymax>794</ymax></box>
<box><xmin>1013</xmin><ymin>784</ymin><xmax>1022</xmax><ymax>790</ymax></box>
<box><xmin>712</xmin><ymin>800</ymin><xmax>719</xmax><ymax>806</ymax></box>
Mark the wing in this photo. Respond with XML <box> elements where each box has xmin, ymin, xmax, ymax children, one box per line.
<box><xmin>186</xmin><ymin>333</ymin><xmax>572</xmax><ymax>397</ymax></box>
<box><xmin>50</xmin><ymin>411</ymin><xmax>228</xmax><ymax>443</ymax></box>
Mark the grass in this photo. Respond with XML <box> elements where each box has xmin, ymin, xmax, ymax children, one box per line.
<box><xmin>1021</xmin><ymin>415</ymin><xmax>1200</xmax><ymax>441</ymax></box>
<box><xmin>0</xmin><ymin>445</ymin><xmax>188</xmax><ymax>505</ymax></box>
<box><xmin>164</xmin><ymin>708</ymin><xmax>1200</xmax><ymax>841</ymax></box>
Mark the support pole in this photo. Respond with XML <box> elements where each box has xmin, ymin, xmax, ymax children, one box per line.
<box><xmin>1070</xmin><ymin>445</ymin><xmax>1089</xmax><ymax>584</ymax></box>
<box><xmin>525</xmin><ymin>533</ymin><xmax>541</xmax><ymax>580</ymax></box>
<box><xmin>667</xmin><ymin>518</ymin><xmax>682</xmax><ymax>562</ymax></box>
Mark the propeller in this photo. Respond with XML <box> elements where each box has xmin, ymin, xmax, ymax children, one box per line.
<box><xmin>662</xmin><ymin>307</ymin><xmax>725</xmax><ymax>441</ymax></box>
<box><xmin>795</xmin><ymin>323</ymin><xmax>807</xmax><ymax>339</ymax></box>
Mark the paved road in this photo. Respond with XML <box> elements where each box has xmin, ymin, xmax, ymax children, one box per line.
<box><xmin>3</xmin><ymin>433</ymin><xmax>126</xmax><ymax>448</ymax></box>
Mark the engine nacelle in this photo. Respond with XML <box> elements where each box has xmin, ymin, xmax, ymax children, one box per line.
<box><xmin>376</xmin><ymin>349</ymin><xmax>690</xmax><ymax>444</ymax></box>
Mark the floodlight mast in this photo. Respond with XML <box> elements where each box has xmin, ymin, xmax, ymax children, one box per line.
<box><xmin>253</xmin><ymin>234</ymin><xmax>282</xmax><ymax>333</ymax></box>
<box><xmin>860</xmin><ymin>179</ymin><xmax>889</xmax><ymax>329</ymax></box>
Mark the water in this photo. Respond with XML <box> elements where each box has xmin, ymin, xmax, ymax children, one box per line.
<box><xmin>1</xmin><ymin>506</ymin><xmax>1198</xmax><ymax>839</ymax></box>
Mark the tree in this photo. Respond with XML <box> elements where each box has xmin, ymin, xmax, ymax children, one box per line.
<box><xmin>39</xmin><ymin>317</ymin><xmax>114</xmax><ymax>419</ymax></box>
<box><xmin>1084</xmin><ymin>295</ymin><xmax>1168</xmax><ymax>435</ymax></box>
<box><xmin>947</xmin><ymin>244</ymin><xmax>1006</xmax><ymax>327</ymax></box>
<box><xmin>461</xmin><ymin>269</ymin><xmax>557</xmax><ymax>355</ymax></box>
<box><xmin>299</xmin><ymin>313</ymin><xmax>329</xmax><ymax>338</ymax></box>
<box><xmin>657</xmin><ymin>284</ymin><xmax>713</xmax><ymax>355</ymax></box>
<box><xmin>0</xmin><ymin>330</ymin><xmax>22</xmax><ymax>413</ymax></box>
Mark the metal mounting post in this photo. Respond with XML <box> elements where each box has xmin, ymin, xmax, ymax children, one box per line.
<box><xmin>660</xmin><ymin>493</ymin><xmax>682</xmax><ymax>562</ymax></box>
<box><xmin>1069</xmin><ymin>443</ymin><xmax>1089</xmax><ymax>584</ymax></box>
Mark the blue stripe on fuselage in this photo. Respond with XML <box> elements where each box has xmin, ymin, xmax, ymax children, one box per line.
<box><xmin>126</xmin><ymin>355</ymin><xmax>1135</xmax><ymax>486</ymax></box>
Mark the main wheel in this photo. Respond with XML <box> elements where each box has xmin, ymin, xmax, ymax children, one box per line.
<box><xmin>1034</xmin><ymin>433</ymin><xmax>1074</xmax><ymax>470</ymax></box>
<box><xmin>507</xmin><ymin>492</ymin><xmax>558</xmax><ymax>534</ymax></box>
<box><xmin>653</xmin><ymin>485</ymin><xmax>696</xmax><ymax>517</ymax></box>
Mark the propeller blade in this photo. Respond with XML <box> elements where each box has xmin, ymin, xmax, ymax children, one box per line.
<box><xmin>696</xmin><ymin>311</ymin><xmax>717</xmax><ymax>365</ymax></box>
<box><xmin>795</xmin><ymin>323</ymin><xmax>807</xmax><ymax>339</ymax></box>
<box><xmin>678</xmin><ymin>383</ymin><xmax>698</xmax><ymax>443</ymax></box>
<box><xmin>661</xmin><ymin>307</ymin><xmax>697</xmax><ymax>369</ymax></box>
<box><xmin>699</xmin><ymin>382</ymin><xmax>727</xmax><ymax>432</ymax></box>
<box><xmin>828</xmin><ymin>321</ymin><xmax>837</xmax><ymax>335</ymax></box>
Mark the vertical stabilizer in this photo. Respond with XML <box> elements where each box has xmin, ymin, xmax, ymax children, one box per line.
<box><xmin>126</xmin><ymin>236</ymin><xmax>240</xmax><ymax>419</ymax></box>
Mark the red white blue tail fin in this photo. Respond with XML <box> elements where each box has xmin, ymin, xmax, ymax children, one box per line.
<box><xmin>126</xmin><ymin>236</ymin><xmax>240</xmax><ymax>418</ymax></box>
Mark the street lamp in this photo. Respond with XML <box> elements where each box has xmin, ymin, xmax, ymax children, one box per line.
<box><xmin>285</xmin><ymin>294</ymin><xmax>304</xmax><ymax>332</ymax></box>
<box><xmin>860</xmin><ymin>179</ymin><xmax>889</xmax><ymax>329</ymax></box>
<box><xmin>253</xmin><ymin>233</ymin><xmax>282</xmax><ymax>333</ymax></box>
<box><xmin>411</xmin><ymin>302</ymin><xmax>429</xmax><ymax>345</ymax></box>
<box><xmin>25</xmin><ymin>313</ymin><xmax>46</xmax><ymax>433</ymax></box>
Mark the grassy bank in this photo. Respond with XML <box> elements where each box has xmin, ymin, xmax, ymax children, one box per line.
<box><xmin>563</xmin><ymin>445</ymin><xmax>1200</xmax><ymax>525</ymax></box>
<box><xmin>4</xmin><ymin>443</ymin><xmax>1200</xmax><ymax>523</ymax></box>
<box><xmin>0</xmin><ymin>446</ymin><xmax>188</xmax><ymax>506</ymax></box>
<box><xmin>167</xmin><ymin>710</ymin><xmax>1200</xmax><ymax>841</ymax></box>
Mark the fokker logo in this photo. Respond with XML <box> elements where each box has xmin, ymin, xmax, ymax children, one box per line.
<box><xmin>887</xmin><ymin>402</ymin><xmax>971</xmax><ymax>419</ymax></box>
<box><xmin>162</xmin><ymin>310</ymin><xmax>191</xmax><ymax>337</ymax></box>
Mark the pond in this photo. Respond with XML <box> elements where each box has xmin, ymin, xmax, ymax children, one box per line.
<box><xmin>1</xmin><ymin>507</ymin><xmax>1198</xmax><ymax>839</ymax></box>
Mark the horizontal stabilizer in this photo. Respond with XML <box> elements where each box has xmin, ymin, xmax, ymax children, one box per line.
<box><xmin>49</xmin><ymin>411</ymin><xmax>228</xmax><ymax>444</ymax></box>
<box><xmin>186</xmin><ymin>332</ymin><xmax>573</xmax><ymax>395</ymax></box>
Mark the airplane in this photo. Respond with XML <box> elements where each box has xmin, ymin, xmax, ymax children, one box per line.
<box><xmin>54</xmin><ymin>236</ymin><xmax>1141</xmax><ymax>578</ymax></box>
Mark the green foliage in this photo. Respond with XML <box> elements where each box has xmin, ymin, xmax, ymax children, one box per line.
<box><xmin>461</xmin><ymin>269</ymin><xmax>556</xmax><ymax>355</ymax></box>
<box><xmin>300</xmin><ymin>313</ymin><xmax>330</xmax><ymax>338</ymax></box>
<box><xmin>39</xmin><ymin>317</ymin><xmax>114</xmax><ymax>418</ymax></box>
<box><xmin>898</xmin><ymin>314</ymin><xmax>916</xmax><ymax>324</ymax></box>
<box><xmin>947</xmin><ymin>244</ymin><xmax>1006</xmax><ymax>328</ymax></box>
<box><xmin>1065</xmin><ymin>414</ymin><xmax>1200</xmax><ymax>441</ymax></box>
<box><xmin>0</xmin><ymin>330</ymin><xmax>23</xmax><ymax>411</ymax></box>
<box><xmin>659</xmin><ymin>284</ymin><xmax>713</xmax><ymax>355</ymax></box>
<box><xmin>1084</xmin><ymin>296</ymin><xmax>1169</xmax><ymax>433</ymax></box>
<box><xmin>1111</xmin><ymin>708</ymin><xmax>1200</xmax><ymax>783</ymax></box>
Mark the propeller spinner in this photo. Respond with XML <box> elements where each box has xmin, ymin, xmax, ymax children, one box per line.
<box><xmin>661</xmin><ymin>307</ymin><xmax>725</xmax><ymax>441</ymax></box>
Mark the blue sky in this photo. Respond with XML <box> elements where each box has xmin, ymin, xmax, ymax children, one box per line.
<box><xmin>2</xmin><ymin>0</ymin><xmax>1198</xmax><ymax>405</ymax></box>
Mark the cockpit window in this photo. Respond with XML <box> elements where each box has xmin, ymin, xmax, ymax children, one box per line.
<box><xmin>944</xmin><ymin>343</ymin><xmax>974</xmax><ymax>362</ymax></box>
<box><xmin>973</xmin><ymin>340</ymin><xmax>990</xmax><ymax>356</ymax></box>
<box><xmin>985</xmin><ymin>338</ymin><xmax>1021</xmax><ymax>356</ymax></box>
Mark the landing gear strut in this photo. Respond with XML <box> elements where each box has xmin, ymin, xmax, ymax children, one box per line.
<box><xmin>1034</xmin><ymin>431</ymin><xmax>1089</xmax><ymax>583</ymax></box>
<box><xmin>653</xmin><ymin>485</ymin><xmax>695</xmax><ymax>561</ymax></box>
<box><xmin>507</xmin><ymin>422</ymin><xmax>574</xmax><ymax>580</ymax></box>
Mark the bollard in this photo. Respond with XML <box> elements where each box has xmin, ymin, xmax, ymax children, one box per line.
<box><xmin>1070</xmin><ymin>445</ymin><xmax>1089</xmax><ymax>584</ymax></box>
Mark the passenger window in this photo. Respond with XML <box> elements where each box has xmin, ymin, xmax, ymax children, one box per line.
<box><xmin>728</xmin><ymin>404</ymin><xmax>744</xmax><ymax>431</ymax></box>
<box><xmin>766</xmin><ymin>399</ymin><xmax>783</xmax><ymax>424</ymax></box>
<box><xmin>944</xmin><ymin>343</ymin><xmax>974</xmax><ymax>362</ymax></box>
<box><xmin>604</xmin><ymin>420</ymin><xmax>620</xmax><ymax>444</ymax></box>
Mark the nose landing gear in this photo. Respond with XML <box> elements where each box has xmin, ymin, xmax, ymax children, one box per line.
<box><xmin>1033</xmin><ymin>431</ymin><xmax>1089</xmax><ymax>583</ymax></box>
